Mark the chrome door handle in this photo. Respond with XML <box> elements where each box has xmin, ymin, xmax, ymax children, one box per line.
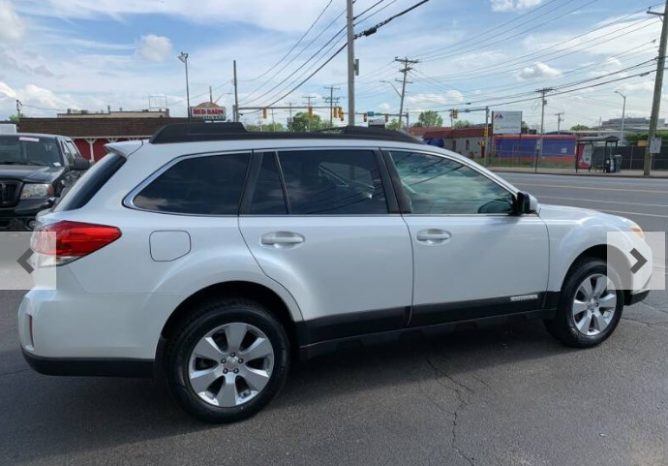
<box><xmin>416</xmin><ymin>229</ymin><xmax>451</xmax><ymax>244</ymax></box>
<box><xmin>261</xmin><ymin>231</ymin><xmax>305</xmax><ymax>248</ymax></box>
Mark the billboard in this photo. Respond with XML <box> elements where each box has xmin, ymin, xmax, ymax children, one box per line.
<box><xmin>493</xmin><ymin>111</ymin><xmax>522</xmax><ymax>135</ymax></box>
<box><xmin>190</xmin><ymin>103</ymin><xmax>226</xmax><ymax>120</ymax></box>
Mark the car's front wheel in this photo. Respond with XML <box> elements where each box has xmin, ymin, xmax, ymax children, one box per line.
<box><xmin>545</xmin><ymin>258</ymin><xmax>624</xmax><ymax>348</ymax></box>
<box><xmin>165</xmin><ymin>299</ymin><xmax>290</xmax><ymax>423</ymax></box>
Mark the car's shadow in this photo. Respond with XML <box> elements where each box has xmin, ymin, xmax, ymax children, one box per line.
<box><xmin>0</xmin><ymin>319</ymin><xmax>577</xmax><ymax>464</ymax></box>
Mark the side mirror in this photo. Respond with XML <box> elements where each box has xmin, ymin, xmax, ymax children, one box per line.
<box><xmin>72</xmin><ymin>157</ymin><xmax>91</xmax><ymax>171</ymax></box>
<box><xmin>515</xmin><ymin>191</ymin><xmax>538</xmax><ymax>215</ymax></box>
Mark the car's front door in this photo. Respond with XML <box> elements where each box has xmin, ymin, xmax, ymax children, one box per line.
<box><xmin>239</xmin><ymin>148</ymin><xmax>413</xmax><ymax>345</ymax></box>
<box><xmin>387</xmin><ymin>149</ymin><xmax>550</xmax><ymax>326</ymax></box>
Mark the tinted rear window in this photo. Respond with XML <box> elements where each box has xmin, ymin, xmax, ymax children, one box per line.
<box><xmin>133</xmin><ymin>153</ymin><xmax>250</xmax><ymax>215</ymax></box>
<box><xmin>277</xmin><ymin>149</ymin><xmax>388</xmax><ymax>215</ymax></box>
<box><xmin>54</xmin><ymin>153</ymin><xmax>125</xmax><ymax>212</ymax></box>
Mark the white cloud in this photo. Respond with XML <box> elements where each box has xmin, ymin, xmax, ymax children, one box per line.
<box><xmin>407</xmin><ymin>91</ymin><xmax>465</xmax><ymax>111</ymax></box>
<box><xmin>137</xmin><ymin>34</ymin><xmax>172</xmax><ymax>62</ymax></box>
<box><xmin>491</xmin><ymin>0</ymin><xmax>542</xmax><ymax>13</ymax></box>
<box><xmin>16</xmin><ymin>0</ymin><xmax>338</xmax><ymax>33</ymax></box>
<box><xmin>0</xmin><ymin>81</ymin><xmax>78</xmax><ymax>117</ymax></box>
<box><xmin>0</xmin><ymin>0</ymin><xmax>26</xmax><ymax>42</ymax></box>
<box><xmin>516</xmin><ymin>62</ymin><xmax>562</xmax><ymax>80</ymax></box>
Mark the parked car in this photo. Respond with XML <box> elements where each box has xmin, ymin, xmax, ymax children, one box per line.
<box><xmin>18</xmin><ymin>124</ymin><xmax>651</xmax><ymax>423</ymax></box>
<box><xmin>0</xmin><ymin>133</ymin><xmax>90</xmax><ymax>230</ymax></box>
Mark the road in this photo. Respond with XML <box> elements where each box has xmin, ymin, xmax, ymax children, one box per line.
<box><xmin>1</xmin><ymin>173</ymin><xmax>667</xmax><ymax>466</ymax></box>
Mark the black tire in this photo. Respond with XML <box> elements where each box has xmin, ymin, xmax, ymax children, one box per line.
<box><xmin>545</xmin><ymin>258</ymin><xmax>624</xmax><ymax>348</ymax></box>
<box><xmin>165</xmin><ymin>298</ymin><xmax>290</xmax><ymax>423</ymax></box>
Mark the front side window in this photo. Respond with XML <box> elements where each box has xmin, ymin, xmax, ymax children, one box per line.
<box><xmin>133</xmin><ymin>153</ymin><xmax>249</xmax><ymax>215</ymax></box>
<box><xmin>390</xmin><ymin>151</ymin><xmax>514</xmax><ymax>215</ymax></box>
<box><xmin>277</xmin><ymin>149</ymin><xmax>388</xmax><ymax>215</ymax></box>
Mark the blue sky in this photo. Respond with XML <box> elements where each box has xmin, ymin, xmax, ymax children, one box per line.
<box><xmin>0</xmin><ymin>0</ymin><xmax>664</xmax><ymax>130</ymax></box>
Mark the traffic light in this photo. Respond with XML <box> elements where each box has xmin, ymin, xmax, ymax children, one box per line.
<box><xmin>308</xmin><ymin>106</ymin><xmax>313</xmax><ymax>117</ymax></box>
<box><xmin>452</xmin><ymin>109</ymin><xmax>459</xmax><ymax>119</ymax></box>
<box><xmin>340</xmin><ymin>110</ymin><xmax>345</xmax><ymax>122</ymax></box>
<box><xmin>363</xmin><ymin>113</ymin><xmax>368</xmax><ymax>122</ymax></box>
<box><xmin>384</xmin><ymin>113</ymin><xmax>389</xmax><ymax>123</ymax></box>
<box><xmin>337</xmin><ymin>106</ymin><xmax>344</xmax><ymax>119</ymax></box>
<box><xmin>262</xmin><ymin>108</ymin><xmax>267</xmax><ymax>119</ymax></box>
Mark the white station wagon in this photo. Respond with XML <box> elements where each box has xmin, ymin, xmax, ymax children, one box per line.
<box><xmin>18</xmin><ymin>124</ymin><xmax>651</xmax><ymax>422</ymax></box>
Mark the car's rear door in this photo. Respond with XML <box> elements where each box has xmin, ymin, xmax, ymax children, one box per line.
<box><xmin>385</xmin><ymin>148</ymin><xmax>550</xmax><ymax>326</ymax></box>
<box><xmin>238</xmin><ymin>148</ymin><xmax>413</xmax><ymax>345</ymax></box>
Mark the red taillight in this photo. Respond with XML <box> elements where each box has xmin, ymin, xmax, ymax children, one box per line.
<box><xmin>31</xmin><ymin>221</ymin><xmax>121</xmax><ymax>264</ymax></box>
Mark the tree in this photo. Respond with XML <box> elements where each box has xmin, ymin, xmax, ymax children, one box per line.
<box><xmin>386</xmin><ymin>119</ymin><xmax>401</xmax><ymax>131</ymax></box>
<box><xmin>454</xmin><ymin>119</ymin><xmax>472</xmax><ymax>129</ymax></box>
<box><xmin>570</xmin><ymin>124</ymin><xmax>591</xmax><ymax>131</ymax></box>
<box><xmin>8</xmin><ymin>115</ymin><xmax>19</xmax><ymax>123</ymax></box>
<box><xmin>246</xmin><ymin>122</ymin><xmax>285</xmax><ymax>132</ymax></box>
<box><xmin>288</xmin><ymin>112</ymin><xmax>324</xmax><ymax>132</ymax></box>
<box><xmin>413</xmin><ymin>110</ymin><xmax>443</xmax><ymax>128</ymax></box>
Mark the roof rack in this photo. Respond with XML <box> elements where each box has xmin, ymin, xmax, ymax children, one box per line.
<box><xmin>149</xmin><ymin>122</ymin><xmax>420</xmax><ymax>144</ymax></box>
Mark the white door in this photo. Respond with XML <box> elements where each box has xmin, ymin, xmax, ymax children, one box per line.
<box><xmin>239</xmin><ymin>149</ymin><xmax>413</xmax><ymax>343</ymax></box>
<box><xmin>387</xmin><ymin>149</ymin><xmax>550</xmax><ymax>326</ymax></box>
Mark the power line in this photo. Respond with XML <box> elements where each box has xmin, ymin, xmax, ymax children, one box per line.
<box><xmin>243</xmin><ymin>6</ymin><xmax>347</xmax><ymax>103</ymax></box>
<box><xmin>246</xmin><ymin>0</ymin><xmax>336</xmax><ymax>83</ymax></box>
<box><xmin>422</xmin><ymin>0</ymin><xmax>601</xmax><ymax>62</ymax></box>
<box><xmin>260</xmin><ymin>0</ymin><xmax>432</xmax><ymax>108</ymax></box>
<box><xmin>414</xmin><ymin>0</ymin><xmax>562</xmax><ymax>60</ymax></box>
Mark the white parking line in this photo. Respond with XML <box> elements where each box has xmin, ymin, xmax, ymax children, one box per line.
<box><xmin>516</xmin><ymin>183</ymin><xmax>668</xmax><ymax>194</ymax></box>
<box><xmin>538</xmin><ymin>195</ymin><xmax>668</xmax><ymax>209</ymax></box>
<box><xmin>596</xmin><ymin>209</ymin><xmax>668</xmax><ymax>219</ymax></box>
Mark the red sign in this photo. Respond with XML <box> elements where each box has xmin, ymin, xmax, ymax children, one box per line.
<box><xmin>190</xmin><ymin>106</ymin><xmax>226</xmax><ymax>120</ymax></box>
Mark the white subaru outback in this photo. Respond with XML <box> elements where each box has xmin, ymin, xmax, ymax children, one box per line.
<box><xmin>18</xmin><ymin>124</ymin><xmax>651</xmax><ymax>423</ymax></box>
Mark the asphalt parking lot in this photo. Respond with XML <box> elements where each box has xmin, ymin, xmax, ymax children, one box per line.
<box><xmin>1</xmin><ymin>173</ymin><xmax>666</xmax><ymax>466</ymax></box>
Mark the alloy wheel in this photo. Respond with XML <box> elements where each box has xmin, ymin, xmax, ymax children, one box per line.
<box><xmin>572</xmin><ymin>273</ymin><xmax>617</xmax><ymax>337</ymax></box>
<box><xmin>187</xmin><ymin>322</ymin><xmax>274</xmax><ymax>407</ymax></box>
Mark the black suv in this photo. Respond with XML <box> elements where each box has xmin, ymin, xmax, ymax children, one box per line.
<box><xmin>0</xmin><ymin>133</ymin><xmax>90</xmax><ymax>230</ymax></box>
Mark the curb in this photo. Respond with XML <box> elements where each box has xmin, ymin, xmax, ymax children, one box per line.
<box><xmin>488</xmin><ymin>168</ymin><xmax>668</xmax><ymax>179</ymax></box>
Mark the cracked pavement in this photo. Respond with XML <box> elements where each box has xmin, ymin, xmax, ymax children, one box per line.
<box><xmin>0</xmin><ymin>173</ymin><xmax>667</xmax><ymax>465</ymax></box>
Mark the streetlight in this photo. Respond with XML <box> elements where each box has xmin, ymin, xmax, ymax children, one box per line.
<box><xmin>615</xmin><ymin>90</ymin><xmax>627</xmax><ymax>144</ymax></box>
<box><xmin>178</xmin><ymin>51</ymin><xmax>190</xmax><ymax>119</ymax></box>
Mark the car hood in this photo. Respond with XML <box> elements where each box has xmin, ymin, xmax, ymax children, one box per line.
<box><xmin>0</xmin><ymin>165</ymin><xmax>64</xmax><ymax>183</ymax></box>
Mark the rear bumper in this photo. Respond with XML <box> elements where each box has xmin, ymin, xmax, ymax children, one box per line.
<box><xmin>22</xmin><ymin>349</ymin><xmax>154</xmax><ymax>378</ymax></box>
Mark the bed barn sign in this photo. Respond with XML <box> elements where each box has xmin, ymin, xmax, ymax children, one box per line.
<box><xmin>190</xmin><ymin>102</ymin><xmax>227</xmax><ymax>120</ymax></box>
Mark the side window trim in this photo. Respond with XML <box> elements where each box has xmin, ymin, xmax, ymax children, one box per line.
<box><xmin>381</xmin><ymin>149</ymin><xmax>413</xmax><ymax>214</ymax></box>
<box><xmin>383</xmin><ymin>148</ymin><xmax>517</xmax><ymax>217</ymax></box>
<box><xmin>123</xmin><ymin>150</ymin><xmax>251</xmax><ymax>216</ymax></box>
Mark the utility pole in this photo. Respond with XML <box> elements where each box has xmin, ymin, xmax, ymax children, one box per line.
<box><xmin>303</xmin><ymin>95</ymin><xmax>316</xmax><ymax>131</ymax></box>
<box><xmin>536</xmin><ymin>88</ymin><xmax>553</xmax><ymax>173</ymax></box>
<box><xmin>395</xmin><ymin>57</ymin><xmax>418</xmax><ymax>129</ymax></box>
<box><xmin>555</xmin><ymin>112</ymin><xmax>565</xmax><ymax>132</ymax></box>
<box><xmin>233</xmin><ymin>60</ymin><xmax>240</xmax><ymax>122</ymax></box>
<box><xmin>324</xmin><ymin>85</ymin><xmax>341</xmax><ymax>127</ymax></box>
<box><xmin>645</xmin><ymin>2</ymin><xmax>668</xmax><ymax>176</ymax></box>
<box><xmin>15</xmin><ymin>99</ymin><xmax>22</xmax><ymax>120</ymax></box>
<box><xmin>346</xmin><ymin>0</ymin><xmax>356</xmax><ymax>126</ymax></box>
<box><xmin>209</xmin><ymin>86</ymin><xmax>213</xmax><ymax>104</ymax></box>
<box><xmin>615</xmin><ymin>90</ymin><xmax>627</xmax><ymax>144</ymax></box>
<box><xmin>484</xmin><ymin>106</ymin><xmax>490</xmax><ymax>166</ymax></box>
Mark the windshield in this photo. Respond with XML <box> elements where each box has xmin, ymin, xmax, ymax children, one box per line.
<box><xmin>0</xmin><ymin>136</ymin><xmax>62</xmax><ymax>167</ymax></box>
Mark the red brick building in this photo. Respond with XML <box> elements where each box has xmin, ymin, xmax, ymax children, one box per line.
<box><xmin>15</xmin><ymin>117</ymin><xmax>189</xmax><ymax>161</ymax></box>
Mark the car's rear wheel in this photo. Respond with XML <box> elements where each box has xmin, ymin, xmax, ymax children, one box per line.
<box><xmin>165</xmin><ymin>299</ymin><xmax>290</xmax><ymax>423</ymax></box>
<box><xmin>545</xmin><ymin>258</ymin><xmax>624</xmax><ymax>348</ymax></box>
